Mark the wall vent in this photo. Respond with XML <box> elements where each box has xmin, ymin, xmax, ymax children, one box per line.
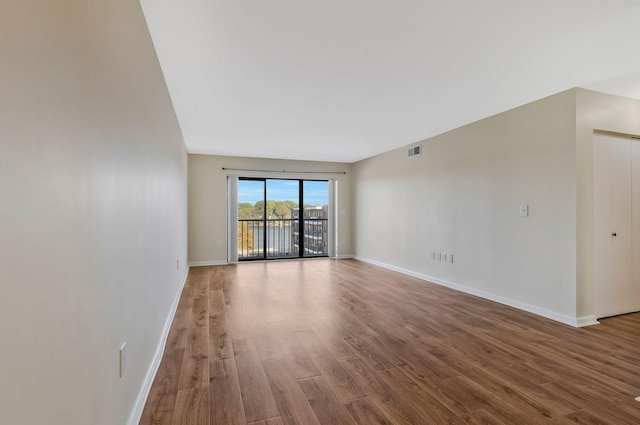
<box><xmin>407</xmin><ymin>145</ymin><xmax>422</xmax><ymax>158</ymax></box>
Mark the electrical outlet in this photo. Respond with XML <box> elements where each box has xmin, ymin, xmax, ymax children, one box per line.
<box><xmin>119</xmin><ymin>342</ymin><xmax>127</xmax><ymax>377</ymax></box>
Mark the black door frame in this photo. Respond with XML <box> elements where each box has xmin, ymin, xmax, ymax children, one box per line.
<box><xmin>238</xmin><ymin>177</ymin><xmax>328</xmax><ymax>261</ymax></box>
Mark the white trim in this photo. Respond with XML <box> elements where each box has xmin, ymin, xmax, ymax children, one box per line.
<box><xmin>188</xmin><ymin>260</ymin><xmax>228</xmax><ymax>267</ymax></box>
<box><xmin>334</xmin><ymin>254</ymin><xmax>354</xmax><ymax>259</ymax></box>
<box><xmin>126</xmin><ymin>266</ymin><xmax>190</xmax><ymax>425</ymax></box>
<box><xmin>576</xmin><ymin>315</ymin><xmax>600</xmax><ymax>327</ymax></box>
<box><xmin>354</xmin><ymin>256</ymin><xmax>595</xmax><ymax>328</ymax></box>
<box><xmin>327</xmin><ymin>179</ymin><xmax>336</xmax><ymax>258</ymax></box>
<box><xmin>227</xmin><ymin>176</ymin><xmax>239</xmax><ymax>263</ymax></box>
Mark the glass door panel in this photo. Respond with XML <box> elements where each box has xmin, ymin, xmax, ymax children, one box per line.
<box><xmin>237</xmin><ymin>179</ymin><xmax>265</xmax><ymax>259</ymax></box>
<box><xmin>266</xmin><ymin>180</ymin><xmax>299</xmax><ymax>259</ymax></box>
<box><xmin>302</xmin><ymin>180</ymin><xmax>329</xmax><ymax>257</ymax></box>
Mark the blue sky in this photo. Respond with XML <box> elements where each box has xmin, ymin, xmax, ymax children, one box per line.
<box><xmin>238</xmin><ymin>179</ymin><xmax>328</xmax><ymax>205</ymax></box>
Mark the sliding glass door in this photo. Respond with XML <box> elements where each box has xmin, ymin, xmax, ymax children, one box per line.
<box><xmin>237</xmin><ymin>179</ymin><xmax>267</xmax><ymax>259</ymax></box>
<box><xmin>301</xmin><ymin>180</ymin><xmax>329</xmax><ymax>256</ymax></box>
<box><xmin>237</xmin><ymin>178</ymin><xmax>329</xmax><ymax>260</ymax></box>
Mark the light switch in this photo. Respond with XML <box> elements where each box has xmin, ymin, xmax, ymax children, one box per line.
<box><xmin>519</xmin><ymin>204</ymin><xmax>529</xmax><ymax>217</ymax></box>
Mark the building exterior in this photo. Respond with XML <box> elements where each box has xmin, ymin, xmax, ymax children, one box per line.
<box><xmin>290</xmin><ymin>205</ymin><xmax>329</xmax><ymax>256</ymax></box>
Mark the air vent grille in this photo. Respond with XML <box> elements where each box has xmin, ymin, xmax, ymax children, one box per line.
<box><xmin>407</xmin><ymin>145</ymin><xmax>421</xmax><ymax>157</ymax></box>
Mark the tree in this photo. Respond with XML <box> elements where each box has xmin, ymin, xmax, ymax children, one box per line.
<box><xmin>266</xmin><ymin>200</ymin><xmax>276</xmax><ymax>218</ymax></box>
<box><xmin>238</xmin><ymin>202</ymin><xmax>256</xmax><ymax>219</ymax></box>
<box><xmin>253</xmin><ymin>200</ymin><xmax>265</xmax><ymax>218</ymax></box>
<box><xmin>275</xmin><ymin>204</ymin><xmax>291</xmax><ymax>219</ymax></box>
<box><xmin>283</xmin><ymin>200</ymin><xmax>298</xmax><ymax>209</ymax></box>
<box><xmin>238</xmin><ymin>221</ymin><xmax>254</xmax><ymax>251</ymax></box>
<box><xmin>239</xmin><ymin>199</ymin><xmax>300</xmax><ymax>220</ymax></box>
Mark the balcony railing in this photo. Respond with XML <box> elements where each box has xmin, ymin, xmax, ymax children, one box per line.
<box><xmin>238</xmin><ymin>218</ymin><xmax>328</xmax><ymax>260</ymax></box>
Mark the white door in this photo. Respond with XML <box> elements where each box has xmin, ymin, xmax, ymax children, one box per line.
<box><xmin>633</xmin><ymin>137</ymin><xmax>640</xmax><ymax>315</ymax></box>
<box><xmin>593</xmin><ymin>133</ymin><xmax>640</xmax><ymax>318</ymax></box>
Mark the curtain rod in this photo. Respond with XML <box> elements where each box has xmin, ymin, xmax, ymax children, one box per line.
<box><xmin>222</xmin><ymin>167</ymin><xmax>346</xmax><ymax>175</ymax></box>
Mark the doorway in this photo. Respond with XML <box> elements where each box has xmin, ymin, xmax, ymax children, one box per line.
<box><xmin>236</xmin><ymin>178</ymin><xmax>330</xmax><ymax>261</ymax></box>
<box><xmin>593</xmin><ymin>132</ymin><xmax>640</xmax><ymax>318</ymax></box>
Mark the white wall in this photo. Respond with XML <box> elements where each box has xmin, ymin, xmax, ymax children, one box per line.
<box><xmin>189</xmin><ymin>154</ymin><xmax>352</xmax><ymax>264</ymax></box>
<box><xmin>353</xmin><ymin>90</ymin><xmax>579</xmax><ymax>324</ymax></box>
<box><xmin>0</xmin><ymin>2</ymin><xmax>188</xmax><ymax>425</ymax></box>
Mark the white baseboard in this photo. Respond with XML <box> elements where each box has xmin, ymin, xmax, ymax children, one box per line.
<box><xmin>191</xmin><ymin>258</ymin><xmax>353</xmax><ymax>265</ymax></box>
<box><xmin>354</xmin><ymin>256</ymin><xmax>596</xmax><ymax>328</ymax></box>
<box><xmin>127</xmin><ymin>266</ymin><xmax>190</xmax><ymax>425</ymax></box>
<box><xmin>188</xmin><ymin>260</ymin><xmax>228</xmax><ymax>267</ymax></box>
<box><xmin>576</xmin><ymin>315</ymin><xmax>599</xmax><ymax>327</ymax></box>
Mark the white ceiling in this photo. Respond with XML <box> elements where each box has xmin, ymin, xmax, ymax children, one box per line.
<box><xmin>140</xmin><ymin>0</ymin><xmax>640</xmax><ymax>163</ymax></box>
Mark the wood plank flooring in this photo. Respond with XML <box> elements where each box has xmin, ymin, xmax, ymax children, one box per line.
<box><xmin>140</xmin><ymin>259</ymin><xmax>640</xmax><ymax>425</ymax></box>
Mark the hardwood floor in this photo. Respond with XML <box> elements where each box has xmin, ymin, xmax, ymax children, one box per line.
<box><xmin>140</xmin><ymin>259</ymin><xmax>640</xmax><ymax>425</ymax></box>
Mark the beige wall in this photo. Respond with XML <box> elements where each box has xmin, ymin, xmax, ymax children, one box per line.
<box><xmin>0</xmin><ymin>2</ymin><xmax>187</xmax><ymax>425</ymax></box>
<box><xmin>576</xmin><ymin>89</ymin><xmax>640</xmax><ymax>318</ymax></box>
<box><xmin>353</xmin><ymin>90</ymin><xmax>580</xmax><ymax>324</ymax></box>
<box><xmin>189</xmin><ymin>154</ymin><xmax>353</xmax><ymax>263</ymax></box>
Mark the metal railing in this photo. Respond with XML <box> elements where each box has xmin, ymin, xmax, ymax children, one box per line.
<box><xmin>300</xmin><ymin>219</ymin><xmax>328</xmax><ymax>255</ymax></box>
<box><xmin>238</xmin><ymin>218</ymin><xmax>328</xmax><ymax>259</ymax></box>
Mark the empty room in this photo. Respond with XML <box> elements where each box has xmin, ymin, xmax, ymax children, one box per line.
<box><xmin>2</xmin><ymin>1</ymin><xmax>640</xmax><ymax>425</ymax></box>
